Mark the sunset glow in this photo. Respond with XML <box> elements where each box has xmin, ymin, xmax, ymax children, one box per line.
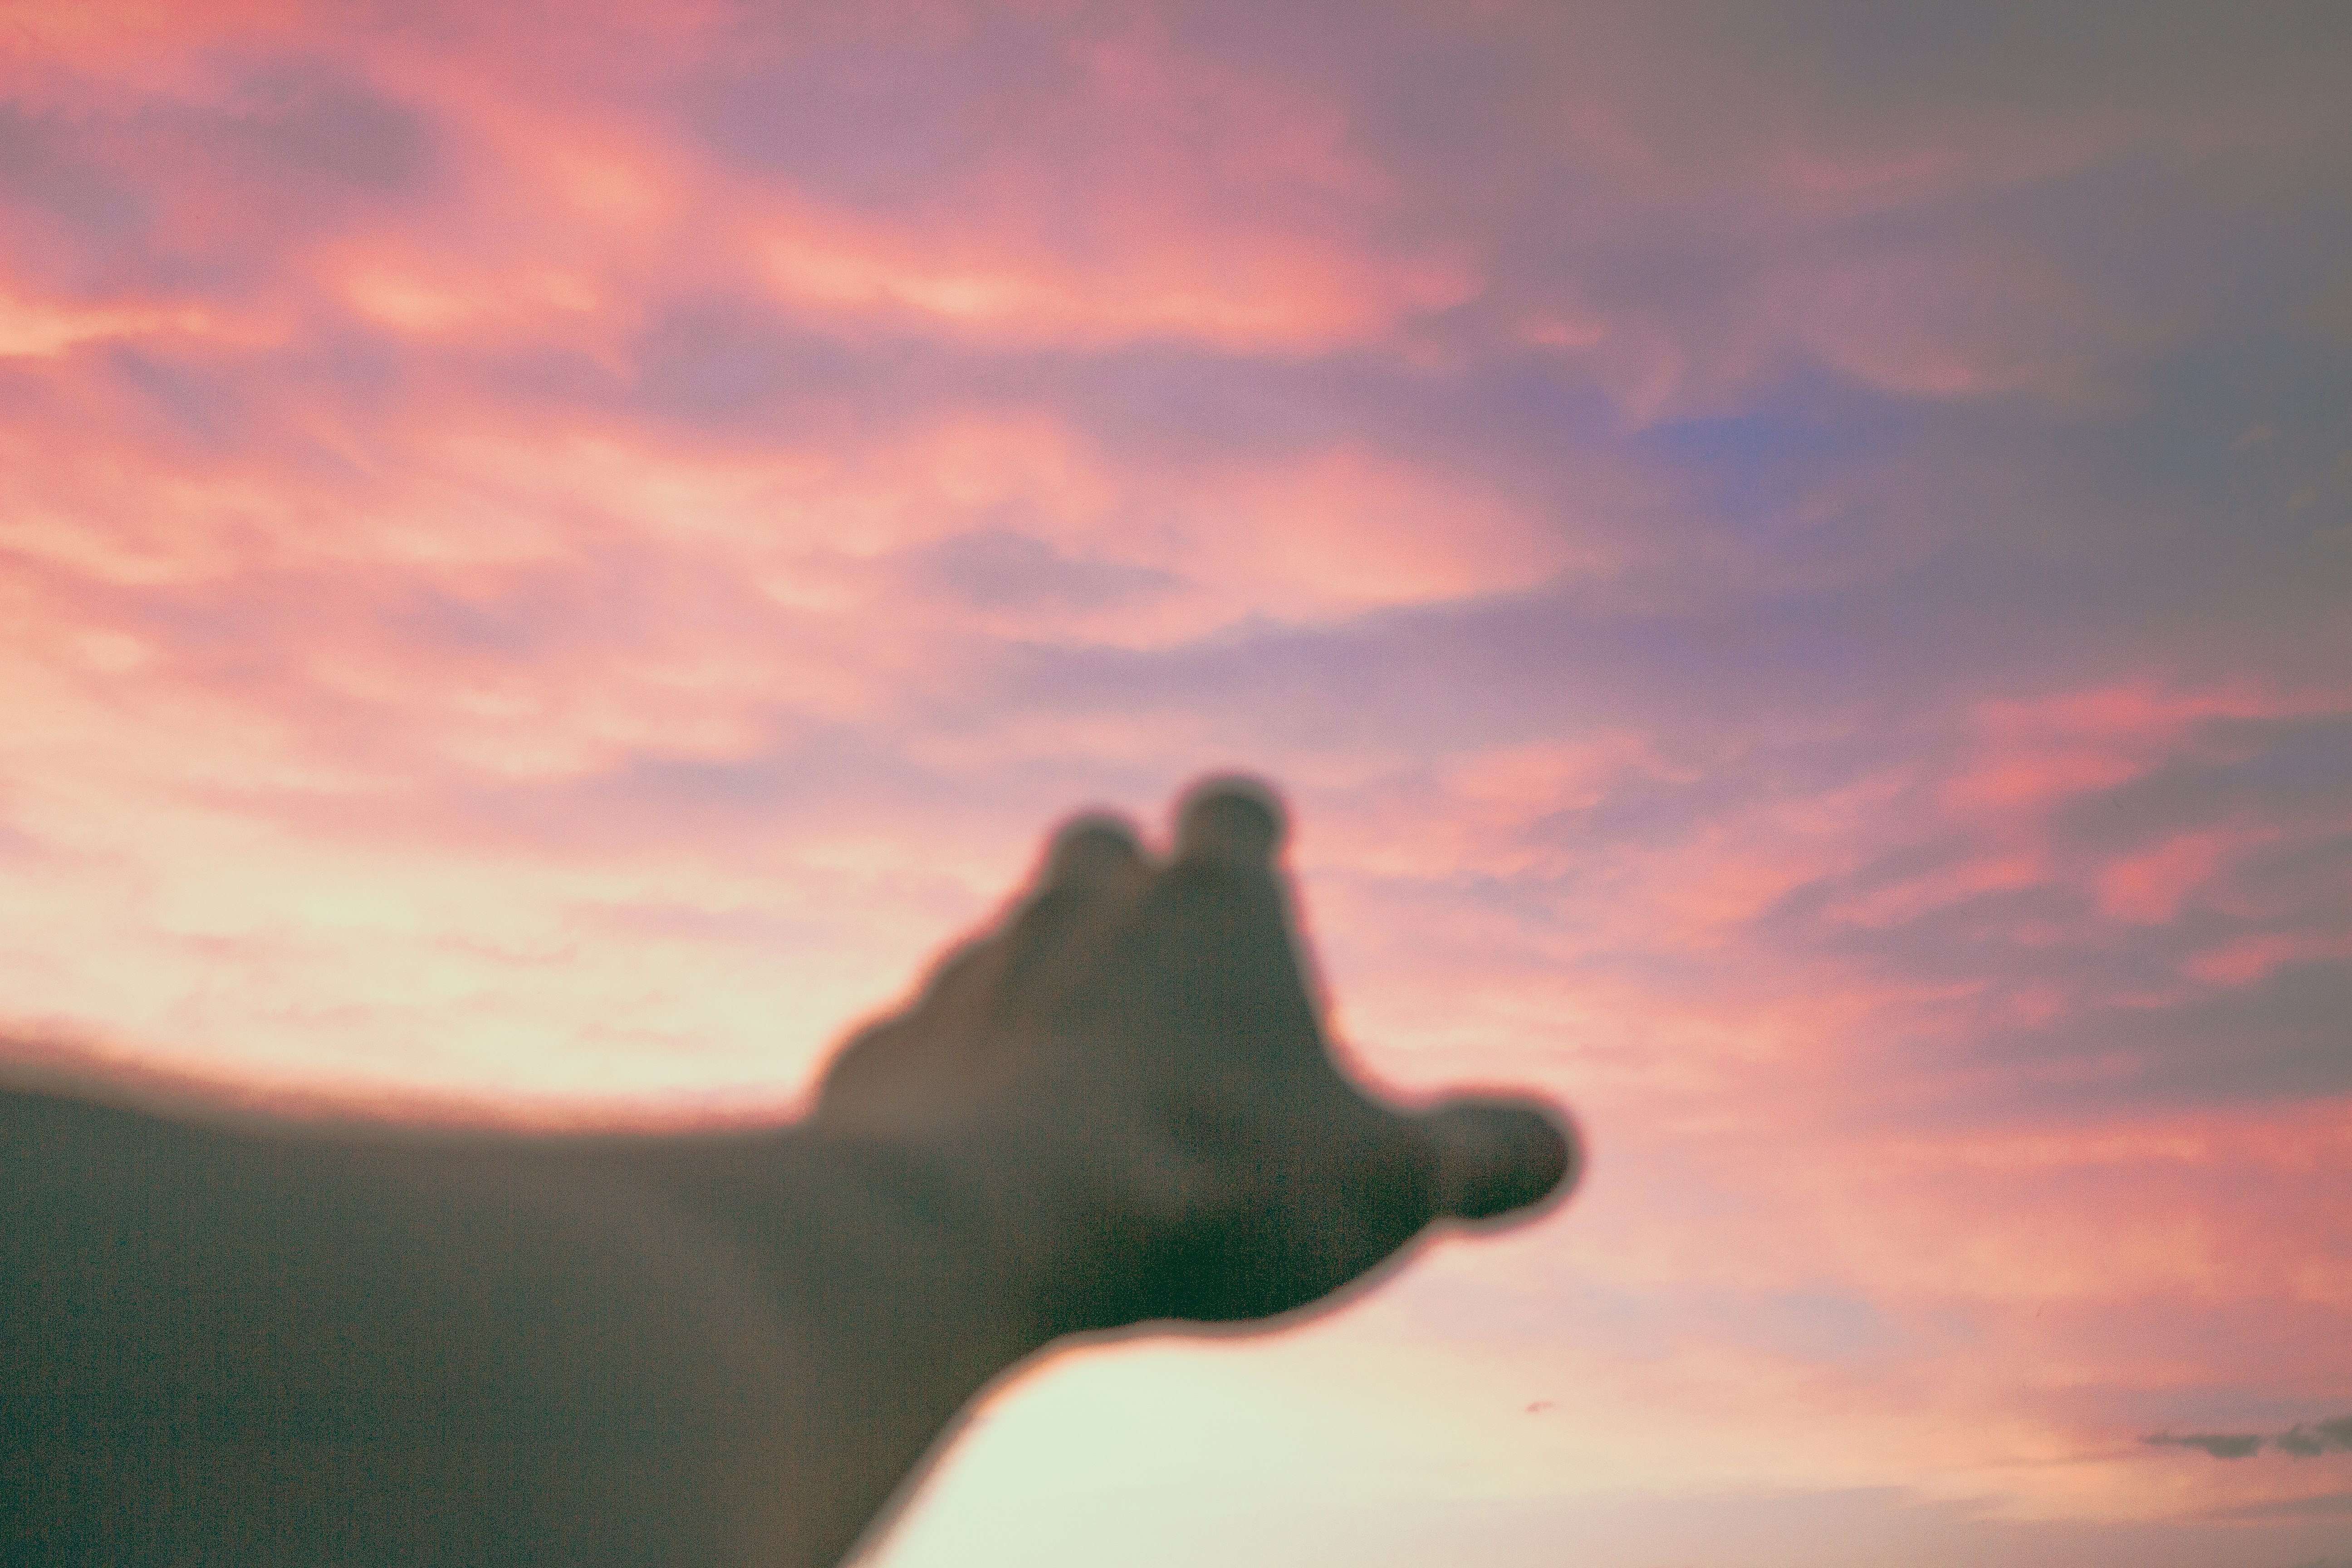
<box><xmin>4</xmin><ymin>3</ymin><xmax>2349</xmax><ymax>1563</ymax></box>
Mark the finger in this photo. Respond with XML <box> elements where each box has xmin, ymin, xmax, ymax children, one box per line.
<box><xmin>1418</xmin><ymin>1097</ymin><xmax>1581</xmax><ymax>1222</ymax></box>
<box><xmin>882</xmin><ymin>814</ymin><xmax>1150</xmax><ymax>1034</ymax></box>
<box><xmin>1173</xmin><ymin>774</ymin><xmax>1286</xmax><ymax>867</ymax></box>
<box><xmin>985</xmin><ymin>811</ymin><xmax>1152</xmax><ymax>1029</ymax></box>
<box><xmin>1084</xmin><ymin>776</ymin><xmax>1319</xmax><ymax>1064</ymax></box>
<box><xmin>1041</xmin><ymin>811</ymin><xmax>1152</xmax><ymax>892</ymax></box>
<box><xmin>827</xmin><ymin>814</ymin><xmax>1155</xmax><ymax>1111</ymax></box>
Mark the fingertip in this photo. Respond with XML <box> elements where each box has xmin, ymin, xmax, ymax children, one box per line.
<box><xmin>1424</xmin><ymin>1097</ymin><xmax>1582</xmax><ymax>1223</ymax></box>
<box><xmin>1540</xmin><ymin>1104</ymin><xmax>1583</xmax><ymax>1205</ymax></box>
<box><xmin>1174</xmin><ymin>774</ymin><xmax>1287</xmax><ymax>866</ymax></box>
<box><xmin>1044</xmin><ymin>812</ymin><xmax>1149</xmax><ymax>888</ymax></box>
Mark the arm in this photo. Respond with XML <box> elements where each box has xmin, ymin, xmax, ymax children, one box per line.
<box><xmin>2</xmin><ymin>779</ymin><xmax>1578</xmax><ymax>1566</ymax></box>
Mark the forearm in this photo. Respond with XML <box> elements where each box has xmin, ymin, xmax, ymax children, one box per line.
<box><xmin>2</xmin><ymin>1091</ymin><xmax>1065</xmax><ymax>1568</ymax></box>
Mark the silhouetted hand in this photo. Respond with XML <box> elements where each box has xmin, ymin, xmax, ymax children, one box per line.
<box><xmin>813</xmin><ymin>776</ymin><xmax>1579</xmax><ymax>1337</ymax></box>
<box><xmin>0</xmin><ymin>776</ymin><xmax>1577</xmax><ymax>1568</ymax></box>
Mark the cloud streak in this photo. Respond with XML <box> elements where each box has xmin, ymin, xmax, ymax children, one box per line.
<box><xmin>2146</xmin><ymin>1415</ymin><xmax>2352</xmax><ymax>1460</ymax></box>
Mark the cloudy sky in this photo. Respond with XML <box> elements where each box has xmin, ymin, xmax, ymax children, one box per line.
<box><xmin>4</xmin><ymin>2</ymin><xmax>2349</xmax><ymax>1563</ymax></box>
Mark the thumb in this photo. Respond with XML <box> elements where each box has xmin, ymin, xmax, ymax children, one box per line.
<box><xmin>1419</xmin><ymin>1097</ymin><xmax>1582</xmax><ymax>1223</ymax></box>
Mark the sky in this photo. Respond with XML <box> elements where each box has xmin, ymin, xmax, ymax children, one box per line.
<box><xmin>2</xmin><ymin>1</ymin><xmax>2349</xmax><ymax>1563</ymax></box>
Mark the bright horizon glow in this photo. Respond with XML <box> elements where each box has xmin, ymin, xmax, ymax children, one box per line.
<box><xmin>3</xmin><ymin>3</ymin><xmax>2349</xmax><ymax>1563</ymax></box>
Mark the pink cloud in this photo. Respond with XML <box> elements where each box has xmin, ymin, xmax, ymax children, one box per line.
<box><xmin>2095</xmin><ymin>830</ymin><xmax>2241</xmax><ymax>925</ymax></box>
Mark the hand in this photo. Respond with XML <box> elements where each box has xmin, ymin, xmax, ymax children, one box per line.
<box><xmin>813</xmin><ymin>776</ymin><xmax>1580</xmax><ymax>1337</ymax></box>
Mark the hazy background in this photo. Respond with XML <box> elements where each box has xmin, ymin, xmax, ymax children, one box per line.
<box><xmin>3</xmin><ymin>2</ymin><xmax>2348</xmax><ymax>1563</ymax></box>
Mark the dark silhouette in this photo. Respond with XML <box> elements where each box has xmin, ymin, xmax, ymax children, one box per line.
<box><xmin>2</xmin><ymin>777</ymin><xmax>1578</xmax><ymax>1566</ymax></box>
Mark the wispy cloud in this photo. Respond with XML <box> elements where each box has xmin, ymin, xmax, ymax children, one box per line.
<box><xmin>2147</xmin><ymin>1415</ymin><xmax>2352</xmax><ymax>1460</ymax></box>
